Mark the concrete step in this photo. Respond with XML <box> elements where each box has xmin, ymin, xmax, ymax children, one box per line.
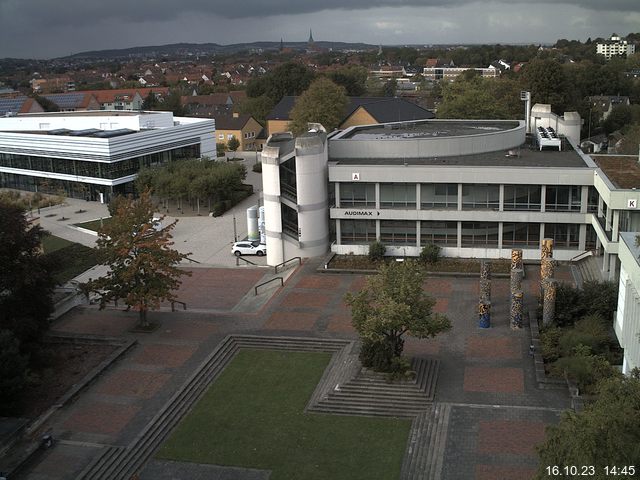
<box><xmin>311</xmin><ymin>404</ymin><xmax>422</xmax><ymax>418</ymax></box>
<box><xmin>401</xmin><ymin>411</ymin><xmax>432</xmax><ymax>479</ymax></box>
<box><xmin>320</xmin><ymin>395</ymin><xmax>431</xmax><ymax>410</ymax></box>
<box><xmin>335</xmin><ymin>384</ymin><xmax>431</xmax><ymax>398</ymax></box>
<box><xmin>76</xmin><ymin>446</ymin><xmax>126</xmax><ymax>480</ymax></box>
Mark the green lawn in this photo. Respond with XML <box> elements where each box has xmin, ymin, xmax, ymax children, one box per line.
<box><xmin>41</xmin><ymin>234</ymin><xmax>74</xmax><ymax>253</ymax></box>
<box><xmin>73</xmin><ymin>217</ymin><xmax>111</xmax><ymax>232</ymax></box>
<box><xmin>42</xmin><ymin>235</ymin><xmax>97</xmax><ymax>284</ymax></box>
<box><xmin>158</xmin><ymin>350</ymin><xmax>411</xmax><ymax>480</ymax></box>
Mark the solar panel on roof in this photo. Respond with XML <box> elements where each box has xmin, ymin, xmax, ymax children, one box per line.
<box><xmin>68</xmin><ymin>129</ymin><xmax>101</xmax><ymax>136</ymax></box>
<box><xmin>48</xmin><ymin>128</ymin><xmax>72</xmax><ymax>135</ymax></box>
<box><xmin>0</xmin><ymin>97</ymin><xmax>27</xmax><ymax>115</ymax></box>
<box><xmin>92</xmin><ymin>128</ymin><xmax>136</xmax><ymax>138</ymax></box>
<box><xmin>43</xmin><ymin>93</ymin><xmax>86</xmax><ymax>109</ymax></box>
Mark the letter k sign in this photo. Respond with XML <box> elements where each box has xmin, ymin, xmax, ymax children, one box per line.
<box><xmin>628</xmin><ymin>199</ymin><xmax>637</xmax><ymax>208</ymax></box>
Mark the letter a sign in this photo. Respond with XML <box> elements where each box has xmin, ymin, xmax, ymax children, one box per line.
<box><xmin>352</xmin><ymin>172</ymin><xmax>360</xmax><ymax>181</ymax></box>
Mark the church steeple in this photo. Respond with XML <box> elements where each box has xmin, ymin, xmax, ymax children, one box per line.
<box><xmin>308</xmin><ymin>29</ymin><xmax>314</xmax><ymax>44</ymax></box>
<box><xmin>280</xmin><ymin>37</ymin><xmax>284</xmax><ymax>52</ymax></box>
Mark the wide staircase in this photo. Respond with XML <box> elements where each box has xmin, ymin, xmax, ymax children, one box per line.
<box><xmin>310</xmin><ymin>357</ymin><xmax>439</xmax><ymax>418</ymax></box>
<box><xmin>572</xmin><ymin>254</ymin><xmax>603</xmax><ymax>287</ymax></box>
<box><xmin>76</xmin><ymin>335</ymin><xmax>349</xmax><ymax>480</ymax></box>
<box><xmin>400</xmin><ymin>403</ymin><xmax>452</xmax><ymax>480</ymax></box>
<box><xmin>77</xmin><ymin>335</ymin><xmax>443</xmax><ymax>480</ymax></box>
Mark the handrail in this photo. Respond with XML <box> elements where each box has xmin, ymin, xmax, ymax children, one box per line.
<box><xmin>236</xmin><ymin>256</ymin><xmax>258</xmax><ymax>266</ymax></box>
<box><xmin>255</xmin><ymin>277</ymin><xmax>283</xmax><ymax>295</ymax></box>
<box><xmin>274</xmin><ymin>256</ymin><xmax>301</xmax><ymax>274</ymax></box>
<box><xmin>185</xmin><ymin>256</ymin><xmax>202</xmax><ymax>264</ymax></box>
<box><xmin>171</xmin><ymin>300</ymin><xmax>187</xmax><ymax>311</ymax></box>
<box><xmin>570</xmin><ymin>250</ymin><xmax>593</xmax><ymax>263</ymax></box>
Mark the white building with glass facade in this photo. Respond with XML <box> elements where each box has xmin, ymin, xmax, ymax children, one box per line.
<box><xmin>0</xmin><ymin>111</ymin><xmax>215</xmax><ymax>202</ymax></box>
<box><xmin>261</xmin><ymin>114</ymin><xmax>640</xmax><ymax>284</ymax></box>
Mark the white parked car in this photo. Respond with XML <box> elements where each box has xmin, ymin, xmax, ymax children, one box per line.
<box><xmin>232</xmin><ymin>241</ymin><xmax>266</xmax><ymax>257</ymax></box>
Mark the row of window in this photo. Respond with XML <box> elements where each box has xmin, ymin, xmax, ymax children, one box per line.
<box><xmin>0</xmin><ymin>145</ymin><xmax>200</xmax><ymax>180</ymax></box>
<box><xmin>339</xmin><ymin>220</ymin><xmax>592</xmax><ymax>249</ymax></box>
<box><xmin>338</xmin><ymin>183</ymin><xmax>598</xmax><ymax>212</ymax></box>
<box><xmin>217</xmin><ymin>131</ymin><xmax>256</xmax><ymax>141</ymax></box>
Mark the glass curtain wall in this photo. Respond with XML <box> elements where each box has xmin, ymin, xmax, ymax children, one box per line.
<box><xmin>380</xmin><ymin>183</ymin><xmax>416</xmax><ymax>209</ymax></box>
<box><xmin>340</xmin><ymin>219</ymin><xmax>377</xmax><ymax>244</ymax></box>
<box><xmin>421</xmin><ymin>184</ymin><xmax>458</xmax><ymax>209</ymax></box>
<box><xmin>461</xmin><ymin>184</ymin><xmax>499</xmax><ymax>210</ymax></box>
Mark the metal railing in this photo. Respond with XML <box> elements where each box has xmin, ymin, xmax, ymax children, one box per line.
<box><xmin>274</xmin><ymin>256</ymin><xmax>301</xmax><ymax>274</ymax></box>
<box><xmin>236</xmin><ymin>256</ymin><xmax>258</xmax><ymax>266</ymax></box>
<box><xmin>255</xmin><ymin>277</ymin><xmax>283</xmax><ymax>295</ymax></box>
<box><xmin>171</xmin><ymin>300</ymin><xmax>187</xmax><ymax>311</ymax></box>
<box><xmin>570</xmin><ymin>250</ymin><xmax>593</xmax><ymax>263</ymax></box>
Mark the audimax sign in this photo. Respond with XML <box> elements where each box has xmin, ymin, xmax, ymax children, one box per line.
<box><xmin>344</xmin><ymin>210</ymin><xmax>380</xmax><ymax>216</ymax></box>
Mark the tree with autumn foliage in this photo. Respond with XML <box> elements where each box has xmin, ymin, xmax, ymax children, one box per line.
<box><xmin>85</xmin><ymin>190</ymin><xmax>191</xmax><ymax>327</ymax></box>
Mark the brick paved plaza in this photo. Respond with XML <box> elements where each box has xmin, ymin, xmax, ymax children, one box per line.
<box><xmin>18</xmin><ymin>260</ymin><xmax>571</xmax><ymax>480</ymax></box>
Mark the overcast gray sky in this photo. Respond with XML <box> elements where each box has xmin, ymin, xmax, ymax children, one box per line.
<box><xmin>0</xmin><ymin>0</ymin><xmax>638</xmax><ymax>59</ymax></box>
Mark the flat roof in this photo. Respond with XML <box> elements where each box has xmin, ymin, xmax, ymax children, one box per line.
<box><xmin>6</xmin><ymin>110</ymin><xmax>152</xmax><ymax>118</ymax></box>
<box><xmin>331</xmin><ymin>143</ymin><xmax>589</xmax><ymax>169</ymax></box>
<box><xmin>592</xmin><ymin>155</ymin><xmax>640</xmax><ymax>189</ymax></box>
<box><xmin>339</xmin><ymin>120</ymin><xmax>520</xmax><ymax>140</ymax></box>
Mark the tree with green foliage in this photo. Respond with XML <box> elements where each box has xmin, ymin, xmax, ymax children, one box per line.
<box><xmin>32</xmin><ymin>94</ymin><xmax>59</xmax><ymax>112</ymax></box>
<box><xmin>227</xmin><ymin>135</ymin><xmax>240</xmax><ymax>154</ymax></box>
<box><xmin>553</xmin><ymin>280</ymin><xmax>617</xmax><ymax>328</ymax></box>
<box><xmin>535</xmin><ymin>374</ymin><xmax>640</xmax><ymax>479</ymax></box>
<box><xmin>216</xmin><ymin>142</ymin><xmax>226</xmax><ymax>157</ymax></box>
<box><xmin>345</xmin><ymin>261</ymin><xmax>451</xmax><ymax>372</ymax></box>
<box><xmin>603</xmin><ymin>104</ymin><xmax>633</xmax><ymax>134</ymax></box>
<box><xmin>0</xmin><ymin>203</ymin><xmax>55</xmax><ymax>351</ymax></box>
<box><xmin>246</xmin><ymin>62</ymin><xmax>315</xmax><ymax>103</ymax></box>
<box><xmin>438</xmin><ymin>75</ymin><xmax>522</xmax><ymax>119</ymax></box>
<box><xmin>368</xmin><ymin>241</ymin><xmax>386</xmax><ymax>261</ymax></box>
<box><xmin>289</xmin><ymin>78</ymin><xmax>348</xmax><ymax>134</ymax></box>
<box><xmin>522</xmin><ymin>58</ymin><xmax>571</xmax><ymax>112</ymax></box>
<box><xmin>382</xmin><ymin>79</ymin><xmax>397</xmax><ymax>97</ymax></box>
<box><xmin>325</xmin><ymin>65</ymin><xmax>369</xmax><ymax>96</ymax></box>
<box><xmin>0</xmin><ymin>329</ymin><xmax>29</xmax><ymax>415</ymax></box>
<box><xmin>136</xmin><ymin>159</ymin><xmax>248</xmax><ymax>215</ymax></box>
<box><xmin>85</xmin><ymin>191</ymin><xmax>191</xmax><ymax>328</ymax></box>
<box><xmin>238</xmin><ymin>95</ymin><xmax>275</xmax><ymax>125</ymax></box>
<box><xmin>619</xmin><ymin>124</ymin><xmax>640</xmax><ymax>155</ymax></box>
<box><xmin>141</xmin><ymin>90</ymin><xmax>159</xmax><ymax>110</ymax></box>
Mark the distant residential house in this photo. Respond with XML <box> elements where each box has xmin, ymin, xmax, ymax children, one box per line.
<box><xmin>402</xmin><ymin>66</ymin><xmax>420</xmax><ymax>77</ymax></box>
<box><xmin>489</xmin><ymin>59</ymin><xmax>511</xmax><ymax>72</ymax></box>
<box><xmin>181</xmin><ymin>92</ymin><xmax>247</xmax><ymax>109</ymax></box>
<box><xmin>30</xmin><ymin>76</ymin><xmax>74</xmax><ymax>94</ymax></box>
<box><xmin>589</xmin><ymin>95</ymin><xmax>631</xmax><ymax>121</ymax></box>
<box><xmin>265</xmin><ymin>96</ymin><xmax>435</xmax><ymax>136</ymax></box>
<box><xmin>42</xmin><ymin>92</ymin><xmax>100</xmax><ymax>112</ymax></box>
<box><xmin>80</xmin><ymin>89</ymin><xmax>146</xmax><ymax>111</ymax></box>
<box><xmin>580</xmin><ymin>134</ymin><xmax>608</xmax><ymax>154</ymax></box>
<box><xmin>215</xmin><ymin>112</ymin><xmax>263</xmax><ymax>151</ymax></box>
<box><xmin>0</xmin><ymin>96</ymin><xmax>45</xmax><ymax>116</ymax></box>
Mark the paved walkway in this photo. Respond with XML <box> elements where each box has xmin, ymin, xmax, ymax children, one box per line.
<box><xmin>16</xmin><ymin>260</ymin><xmax>571</xmax><ymax>480</ymax></box>
<box><xmin>30</xmin><ymin>162</ymin><xmax>268</xmax><ymax>269</ymax></box>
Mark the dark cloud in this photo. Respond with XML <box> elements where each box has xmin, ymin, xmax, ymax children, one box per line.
<box><xmin>0</xmin><ymin>0</ymin><xmax>638</xmax><ymax>26</ymax></box>
<box><xmin>0</xmin><ymin>1</ymin><xmax>636</xmax><ymax>58</ymax></box>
